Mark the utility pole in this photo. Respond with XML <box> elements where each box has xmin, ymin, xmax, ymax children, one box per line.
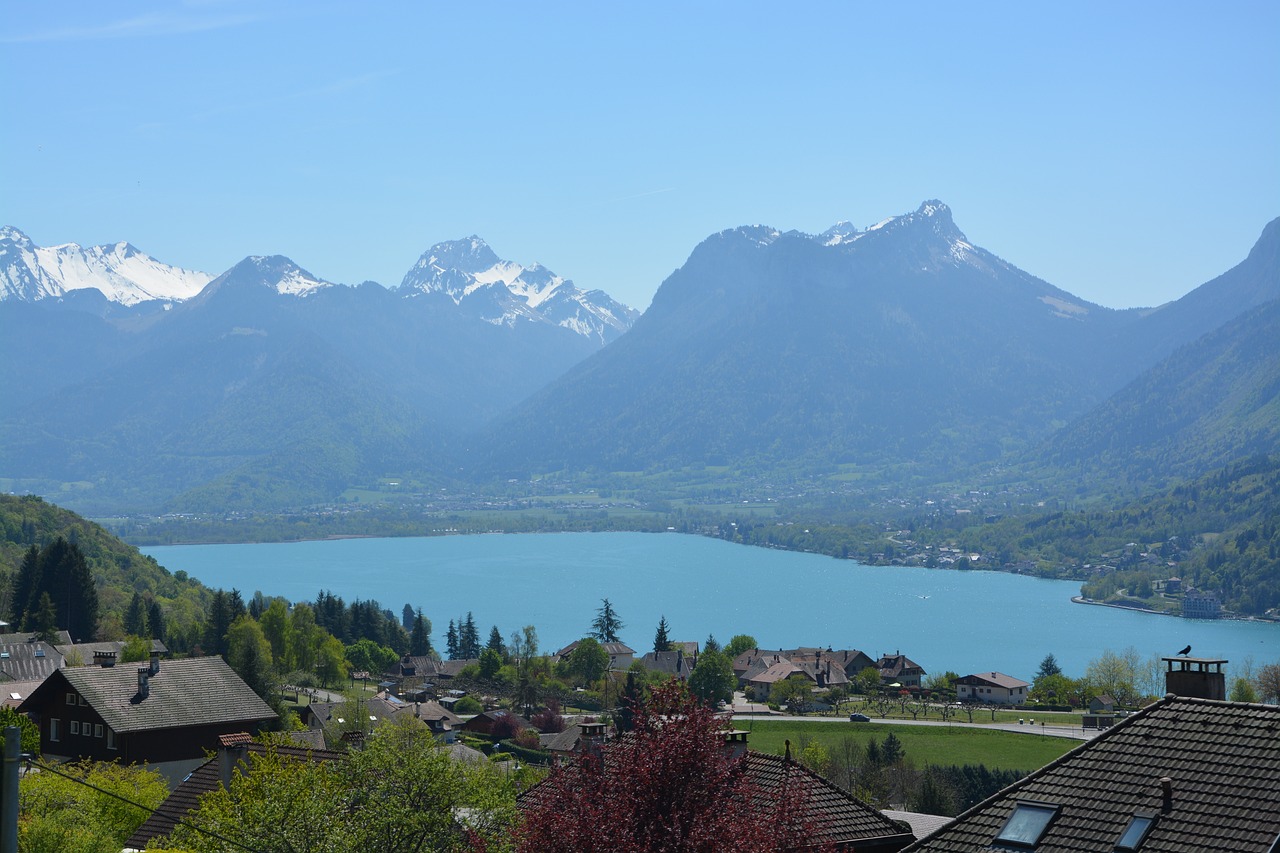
<box><xmin>2</xmin><ymin>726</ymin><xmax>19</xmax><ymax>853</ymax></box>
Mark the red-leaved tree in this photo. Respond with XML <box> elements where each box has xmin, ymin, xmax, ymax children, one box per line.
<box><xmin>514</xmin><ymin>680</ymin><xmax>823</xmax><ymax>852</ymax></box>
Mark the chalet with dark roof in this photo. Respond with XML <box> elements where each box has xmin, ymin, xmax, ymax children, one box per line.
<box><xmin>461</xmin><ymin>708</ymin><xmax>530</xmax><ymax>737</ymax></box>
<box><xmin>19</xmin><ymin>653</ymin><xmax>276</xmax><ymax>775</ymax></box>
<box><xmin>876</xmin><ymin>653</ymin><xmax>925</xmax><ymax>688</ymax></box>
<box><xmin>906</xmin><ymin>657</ymin><xmax>1280</xmax><ymax>851</ymax></box>
<box><xmin>637</xmin><ymin>648</ymin><xmax>696</xmax><ymax>680</ymax></box>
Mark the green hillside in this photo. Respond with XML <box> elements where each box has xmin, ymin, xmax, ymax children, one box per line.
<box><xmin>0</xmin><ymin>494</ymin><xmax>211</xmax><ymax>644</ymax></box>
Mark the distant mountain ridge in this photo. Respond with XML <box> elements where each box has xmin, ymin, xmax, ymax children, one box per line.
<box><xmin>0</xmin><ymin>227</ymin><xmax>636</xmax><ymax>344</ymax></box>
<box><xmin>2</xmin><ymin>203</ymin><xmax>1276</xmax><ymax>514</ymax></box>
<box><xmin>476</xmin><ymin>201</ymin><xmax>1147</xmax><ymax>478</ymax></box>
<box><xmin>475</xmin><ymin>203</ymin><xmax>1278</xmax><ymax>486</ymax></box>
<box><xmin>0</xmin><ymin>233</ymin><xmax>637</xmax><ymax>512</ymax></box>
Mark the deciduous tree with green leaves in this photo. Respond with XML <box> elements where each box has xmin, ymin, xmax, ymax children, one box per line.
<box><xmin>723</xmin><ymin>634</ymin><xmax>758</xmax><ymax>659</ymax></box>
<box><xmin>20</xmin><ymin>759</ymin><xmax>168</xmax><ymax>853</ymax></box>
<box><xmin>688</xmin><ymin>649</ymin><xmax>736</xmax><ymax>706</ymax></box>
<box><xmin>567</xmin><ymin>637</ymin><xmax>610</xmax><ymax>686</ymax></box>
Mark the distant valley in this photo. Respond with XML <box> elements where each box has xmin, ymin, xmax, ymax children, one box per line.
<box><xmin>1</xmin><ymin>203</ymin><xmax>1278</xmax><ymax>615</ymax></box>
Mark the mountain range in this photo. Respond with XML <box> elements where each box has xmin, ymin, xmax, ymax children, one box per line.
<box><xmin>1</xmin><ymin>204</ymin><xmax>1276</xmax><ymax>513</ymax></box>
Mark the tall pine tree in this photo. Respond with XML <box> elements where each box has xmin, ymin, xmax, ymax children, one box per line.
<box><xmin>124</xmin><ymin>592</ymin><xmax>149</xmax><ymax>637</ymax></box>
<box><xmin>460</xmin><ymin>612</ymin><xmax>480</xmax><ymax>659</ymax></box>
<box><xmin>445</xmin><ymin>620</ymin><xmax>459</xmax><ymax>660</ymax></box>
<box><xmin>653</xmin><ymin>616</ymin><xmax>671</xmax><ymax>654</ymax></box>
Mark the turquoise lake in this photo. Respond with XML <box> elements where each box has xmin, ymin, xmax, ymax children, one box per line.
<box><xmin>143</xmin><ymin>532</ymin><xmax>1280</xmax><ymax>681</ymax></box>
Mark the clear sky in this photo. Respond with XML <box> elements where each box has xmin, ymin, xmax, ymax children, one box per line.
<box><xmin>3</xmin><ymin>2</ymin><xmax>1277</xmax><ymax>311</ymax></box>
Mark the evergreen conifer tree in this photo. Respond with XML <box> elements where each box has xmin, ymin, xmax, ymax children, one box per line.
<box><xmin>30</xmin><ymin>592</ymin><xmax>59</xmax><ymax>642</ymax></box>
<box><xmin>460</xmin><ymin>612</ymin><xmax>480</xmax><ymax>659</ymax></box>
<box><xmin>147</xmin><ymin>599</ymin><xmax>166</xmax><ymax>643</ymax></box>
<box><xmin>590</xmin><ymin>598</ymin><xmax>624</xmax><ymax>643</ymax></box>
<box><xmin>125</xmin><ymin>592</ymin><xmax>149</xmax><ymax>637</ymax></box>
<box><xmin>487</xmin><ymin>625</ymin><xmax>505</xmax><ymax>656</ymax></box>
<box><xmin>445</xmin><ymin>620</ymin><xmax>459</xmax><ymax>660</ymax></box>
<box><xmin>409</xmin><ymin>611</ymin><xmax>431</xmax><ymax>657</ymax></box>
<box><xmin>10</xmin><ymin>545</ymin><xmax>40</xmax><ymax>628</ymax></box>
<box><xmin>653</xmin><ymin>616</ymin><xmax>670</xmax><ymax>654</ymax></box>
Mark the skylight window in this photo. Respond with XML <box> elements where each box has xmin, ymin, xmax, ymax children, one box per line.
<box><xmin>1116</xmin><ymin>814</ymin><xmax>1156</xmax><ymax>850</ymax></box>
<box><xmin>996</xmin><ymin>802</ymin><xmax>1059</xmax><ymax>847</ymax></box>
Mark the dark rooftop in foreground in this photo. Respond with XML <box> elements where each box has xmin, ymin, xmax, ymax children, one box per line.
<box><xmin>904</xmin><ymin>695</ymin><xmax>1280</xmax><ymax>852</ymax></box>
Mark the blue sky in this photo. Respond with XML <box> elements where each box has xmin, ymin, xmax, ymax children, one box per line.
<box><xmin>3</xmin><ymin>2</ymin><xmax>1277</xmax><ymax>311</ymax></box>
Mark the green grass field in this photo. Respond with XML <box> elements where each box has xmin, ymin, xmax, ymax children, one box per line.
<box><xmin>739</xmin><ymin>720</ymin><xmax>1078</xmax><ymax>771</ymax></box>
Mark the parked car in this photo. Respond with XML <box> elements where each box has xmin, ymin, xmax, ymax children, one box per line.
<box><xmin>849</xmin><ymin>713</ymin><xmax>871</xmax><ymax>722</ymax></box>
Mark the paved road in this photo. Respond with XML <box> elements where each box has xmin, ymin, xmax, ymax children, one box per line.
<box><xmin>732</xmin><ymin>708</ymin><xmax>1099</xmax><ymax>741</ymax></box>
<box><xmin>732</xmin><ymin>696</ymin><xmax>1100</xmax><ymax>742</ymax></box>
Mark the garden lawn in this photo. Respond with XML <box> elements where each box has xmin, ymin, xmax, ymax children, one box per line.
<box><xmin>741</xmin><ymin>720</ymin><xmax>1077</xmax><ymax>772</ymax></box>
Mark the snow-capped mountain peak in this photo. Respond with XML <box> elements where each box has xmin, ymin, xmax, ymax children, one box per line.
<box><xmin>399</xmin><ymin>237</ymin><xmax>638</xmax><ymax>343</ymax></box>
<box><xmin>202</xmin><ymin>255</ymin><xmax>335</xmax><ymax>299</ymax></box>
<box><xmin>0</xmin><ymin>226</ymin><xmax>213</xmax><ymax>305</ymax></box>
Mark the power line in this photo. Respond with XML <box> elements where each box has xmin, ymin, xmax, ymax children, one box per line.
<box><xmin>26</xmin><ymin>759</ymin><xmax>261</xmax><ymax>853</ymax></box>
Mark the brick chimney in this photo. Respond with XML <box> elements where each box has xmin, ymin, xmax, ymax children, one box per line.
<box><xmin>721</xmin><ymin>729</ymin><xmax>749</xmax><ymax>761</ymax></box>
<box><xmin>217</xmin><ymin>732</ymin><xmax>252</xmax><ymax>790</ymax></box>
<box><xmin>137</xmin><ymin>667</ymin><xmax>150</xmax><ymax>699</ymax></box>
<box><xmin>1163</xmin><ymin>656</ymin><xmax>1226</xmax><ymax>700</ymax></box>
<box><xmin>92</xmin><ymin>650</ymin><xmax>117</xmax><ymax>667</ymax></box>
<box><xmin>149</xmin><ymin>650</ymin><xmax>160</xmax><ymax>676</ymax></box>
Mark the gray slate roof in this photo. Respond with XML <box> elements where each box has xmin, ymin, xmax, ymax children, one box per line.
<box><xmin>904</xmin><ymin>695</ymin><xmax>1280</xmax><ymax>852</ymax></box>
<box><xmin>23</xmin><ymin>656</ymin><xmax>275</xmax><ymax>734</ymax></box>
<box><xmin>0</xmin><ymin>642</ymin><xmax>63</xmax><ymax>682</ymax></box>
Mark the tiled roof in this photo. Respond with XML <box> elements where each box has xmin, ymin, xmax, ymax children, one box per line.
<box><xmin>748</xmin><ymin>661</ymin><xmax>803</xmax><ymax>685</ymax></box>
<box><xmin>0</xmin><ymin>678</ymin><xmax>45</xmax><ymax>708</ymax></box>
<box><xmin>878</xmin><ymin>654</ymin><xmax>925</xmax><ymax>677</ymax></box>
<box><xmin>56</xmin><ymin>638</ymin><xmax>168</xmax><ymax>661</ymax></box>
<box><xmin>738</xmin><ymin>751</ymin><xmax>915</xmax><ymax>848</ymax></box>
<box><xmin>22</xmin><ymin>656</ymin><xmax>275</xmax><ymax>733</ymax></box>
<box><xmin>0</xmin><ymin>630</ymin><xmax>71</xmax><ymax>645</ymax></box>
<box><xmin>519</xmin><ymin>746</ymin><xmax>914</xmax><ymax>850</ymax></box>
<box><xmin>637</xmin><ymin>650</ymin><xmax>694</xmax><ymax>679</ymax></box>
<box><xmin>0</xmin><ymin>642</ymin><xmax>63</xmax><ymax>682</ymax></box>
<box><xmin>123</xmin><ymin>741</ymin><xmax>345</xmax><ymax>849</ymax></box>
<box><xmin>904</xmin><ymin>696</ymin><xmax>1280</xmax><ymax>851</ymax></box>
<box><xmin>956</xmin><ymin>671</ymin><xmax>1030</xmax><ymax>690</ymax></box>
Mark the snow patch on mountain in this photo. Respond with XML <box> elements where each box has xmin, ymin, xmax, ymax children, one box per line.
<box><xmin>0</xmin><ymin>226</ymin><xmax>213</xmax><ymax>305</ymax></box>
<box><xmin>399</xmin><ymin>237</ymin><xmax>638</xmax><ymax>343</ymax></box>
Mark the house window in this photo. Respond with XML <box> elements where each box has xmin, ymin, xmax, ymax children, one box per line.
<box><xmin>70</xmin><ymin>721</ymin><xmax>80</xmax><ymax>735</ymax></box>
<box><xmin>1116</xmin><ymin>814</ymin><xmax>1156</xmax><ymax>850</ymax></box>
<box><xmin>50</xmin><ymin>719</ymin><xmax>60</xmax><ymax>742</ymax></box>
<box><xmin>94</xmin><ymin>724</ymin><xmax>103</xmax><ymax>738</ymax></box>
<box><xmin>996</xmin><ymin>802</ymin><xmax>1059</xmax><ymax>847</ymax></box>
<box><xmin>106</xmin><ymin>728</ymin><xmax>116</xmax><ymax>750</ymax></box>
<box><xmin>66</xmin><ymin>693</ymin><xmax>76</xmax><ymax>705</ymax></box>
<box><xmin>78</xmin><ymin>696</ymin><xmax>88</xmax><ymax>706</ymax></box>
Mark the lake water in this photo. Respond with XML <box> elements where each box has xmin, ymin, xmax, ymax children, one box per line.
<box><xmin>143</xmin><ymin>532</ymin><xmax>1280</xmax><ymax>681</ymax></box>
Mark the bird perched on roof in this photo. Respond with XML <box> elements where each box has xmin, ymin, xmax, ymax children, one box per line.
<box><xmin>1177</xmin><ymin>645</ymin><xmax>1191</xmax><ymax>656</ymax></box>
